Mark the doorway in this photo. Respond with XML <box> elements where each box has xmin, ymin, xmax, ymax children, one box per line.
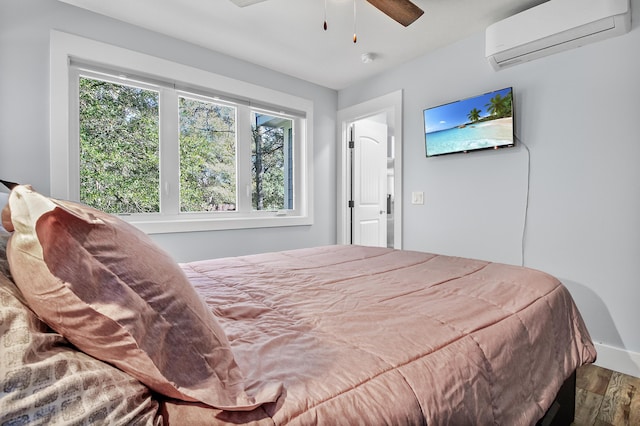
<box><xmin>336</xmin><ymin>91</ymin><xmax>403</xmax><ymax>249</ymax></box>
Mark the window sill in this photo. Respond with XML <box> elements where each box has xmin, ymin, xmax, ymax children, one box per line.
<box><xmin>127</xmin><ymin>214</ymin><xmax>313</xmax><ymax>234</ymax></box>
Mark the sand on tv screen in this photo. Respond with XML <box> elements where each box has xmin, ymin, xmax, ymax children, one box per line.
<box><xmin>424</xmin><ymin>87</ymin><xmax>514</xmax><ymax>157</ymax></box>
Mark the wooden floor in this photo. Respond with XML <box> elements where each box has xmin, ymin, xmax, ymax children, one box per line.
<box><xmin>574</xmin><ymin>364</ymin><xmax>640</xmax><ymax>425</ymax></box>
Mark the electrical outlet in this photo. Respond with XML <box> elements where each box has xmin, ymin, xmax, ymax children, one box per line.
<box><xmin>411</xmin><ymin>191</ymin><xmax>424</xmax><ymax>205</ymax></box>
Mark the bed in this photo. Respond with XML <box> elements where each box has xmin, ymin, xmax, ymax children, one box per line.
<box><xmin>0</xmin><ymin>185</ymin><xmax>596</xmax><ymax>425</ymax></box>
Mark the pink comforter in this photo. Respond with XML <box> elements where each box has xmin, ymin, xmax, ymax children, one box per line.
<box><xmin>162</xmin><ymin>245</ymin><xmax>596</xmax><ymax>425</ymax></box>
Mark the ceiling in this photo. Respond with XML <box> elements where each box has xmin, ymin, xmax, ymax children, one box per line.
<box><xmin>56</xmin><ymin>0</ymin><xmax>547</xmax><ymax>90</ymax></box>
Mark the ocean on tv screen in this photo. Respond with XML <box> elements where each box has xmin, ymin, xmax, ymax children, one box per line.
<box><xmin>426</xmin><ymin>117</ymin><xmax>513</xmax><ymax>156</ymax></box>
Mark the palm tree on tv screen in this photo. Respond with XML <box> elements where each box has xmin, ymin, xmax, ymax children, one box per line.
<box><xmin>485</xmin><ymin>92</ymin><xmax>512</xmax><ymax>119</ymax></box>
<box><xmin>467</xmin><ymin>108</ymin><xmax>481</xmax><ymax>123</ymax></box>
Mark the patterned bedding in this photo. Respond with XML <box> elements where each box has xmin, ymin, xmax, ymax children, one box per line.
<box><xmin>0</xmin><ymin>229</ymin><xmax>159</xmax><ymax>425</ymax></box>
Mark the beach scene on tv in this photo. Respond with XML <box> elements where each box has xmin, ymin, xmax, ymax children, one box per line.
<box><xmin>424</xmin><ymin>87</ymin><xmax>513</xmax><ymax>157</ymax></box>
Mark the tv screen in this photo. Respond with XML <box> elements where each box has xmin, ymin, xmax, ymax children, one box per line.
<box><xmin>424</xmin><ymin>87</ymin><xmax>514</xmax><ymax>157</ymax></box>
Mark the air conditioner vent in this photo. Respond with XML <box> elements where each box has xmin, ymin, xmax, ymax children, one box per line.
<box><xmin>486</xmin><ymin>0</ymin><xmax>631</xmax><ymax>70</ymax></box>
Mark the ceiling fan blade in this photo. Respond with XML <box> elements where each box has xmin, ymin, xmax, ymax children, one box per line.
<box><xmin>229</xmin><ymin>0</ymin><xmax>268</xmax><ymax>7</ymax></box>
<box><xmin>365</xmin><ymin>0</ymin><xmax>424</xmax><ymax>27</ymax></box>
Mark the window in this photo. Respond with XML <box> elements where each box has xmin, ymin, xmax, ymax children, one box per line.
<box><xmin>78</xmin><ymin>75</ymin><xmax>161</xmax><ymax>214</ymax></box>
<box><xmin>51</xmin><ymin>31</ymin><xmax>313</xmax><ymax>233</ymax></box>
<box><xmin>179</xmin><ymin>95</ymin><xmax>237</xmax><ymax>213</ymax></box>
<box><xmin>251</xmin><ymin>112</ymin><xmax>294</xmax><ymax>211</ymax></box>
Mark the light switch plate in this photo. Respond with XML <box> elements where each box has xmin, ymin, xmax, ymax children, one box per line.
<box><xmin>411</xmin><ymin>191</ymin><xmax>424</xmax><ymax>205</ymax></box>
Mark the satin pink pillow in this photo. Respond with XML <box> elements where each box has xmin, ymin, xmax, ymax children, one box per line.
<box><xmin>4</xmin><ymin>185</ymin><xmax>281</xmax><ymax>410</ymax></box>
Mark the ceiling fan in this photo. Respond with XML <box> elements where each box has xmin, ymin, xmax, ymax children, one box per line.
<box><xmin>230</xmin><ymin>0</ymin><xmax>424</xmax><ymax>27</ymax></box>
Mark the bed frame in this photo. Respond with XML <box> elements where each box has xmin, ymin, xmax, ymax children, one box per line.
<box><xmin>536</xmin><ymin>371</ymin><xmax>577</xmax><ymax>426</ymax></box>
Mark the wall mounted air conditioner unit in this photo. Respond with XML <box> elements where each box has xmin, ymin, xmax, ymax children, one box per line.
<box><xmin>486</xmin><ymin>0</ymin><xmax>631</xmax><ymax>70</ymax></box>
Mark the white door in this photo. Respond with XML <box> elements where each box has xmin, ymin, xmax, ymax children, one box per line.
<box><xmin>351</xmin><ymin>120</ymin><xmax>388</xmax><ymax>247</ymax></box>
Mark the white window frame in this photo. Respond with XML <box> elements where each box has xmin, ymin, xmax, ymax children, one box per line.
<box><xmin>50</xmin><ymin>30</ymin><xmax>313</xmax><ymax>234</ymax></box>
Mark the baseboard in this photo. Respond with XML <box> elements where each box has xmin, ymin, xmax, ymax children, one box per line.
<box><xmin>593</xmin><ymin>342</ymin><xmax>640</xmax><ymax>378</ymax></box>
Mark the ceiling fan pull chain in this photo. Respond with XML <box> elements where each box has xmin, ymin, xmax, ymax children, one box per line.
<box><xmin>353</xmin><ymin>0</ymin><xmax>357</xmax><ymax>43</ymax></box>
<box><xmin>323</xmin><ymin>0</ymin><xmax>328</xmax><ymax>31</ymax></box>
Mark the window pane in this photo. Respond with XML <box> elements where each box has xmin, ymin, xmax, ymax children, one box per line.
<box><xmin>79</xmin><ymin>77</ymin><xmax>160</xmax><ymax>214</ymax></box>
<box><xmin>251</xmin><ymin>113</ymin><xmax>293</xmax><ymax>211</ymax></box>
<box><xmin>179</xmin><ymin>97</ymin><xmax>237</xmax><ymax>212</ymax></box>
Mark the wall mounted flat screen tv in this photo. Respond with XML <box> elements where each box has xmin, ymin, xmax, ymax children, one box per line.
<box><xmin>424</xmin><ymin>87</ymin><xmax>514</xmax><ymax>157</ymax></box>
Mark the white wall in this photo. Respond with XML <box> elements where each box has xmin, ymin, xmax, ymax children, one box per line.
<box><xmin>0</xmin><ymin>0</ymin><xmax>338</xmax><ymax>261</ymax></box>
<box><xmin>339</xmin><ymin>0</ymin><xmax>640</xmax><ymax>373</ymax></box>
